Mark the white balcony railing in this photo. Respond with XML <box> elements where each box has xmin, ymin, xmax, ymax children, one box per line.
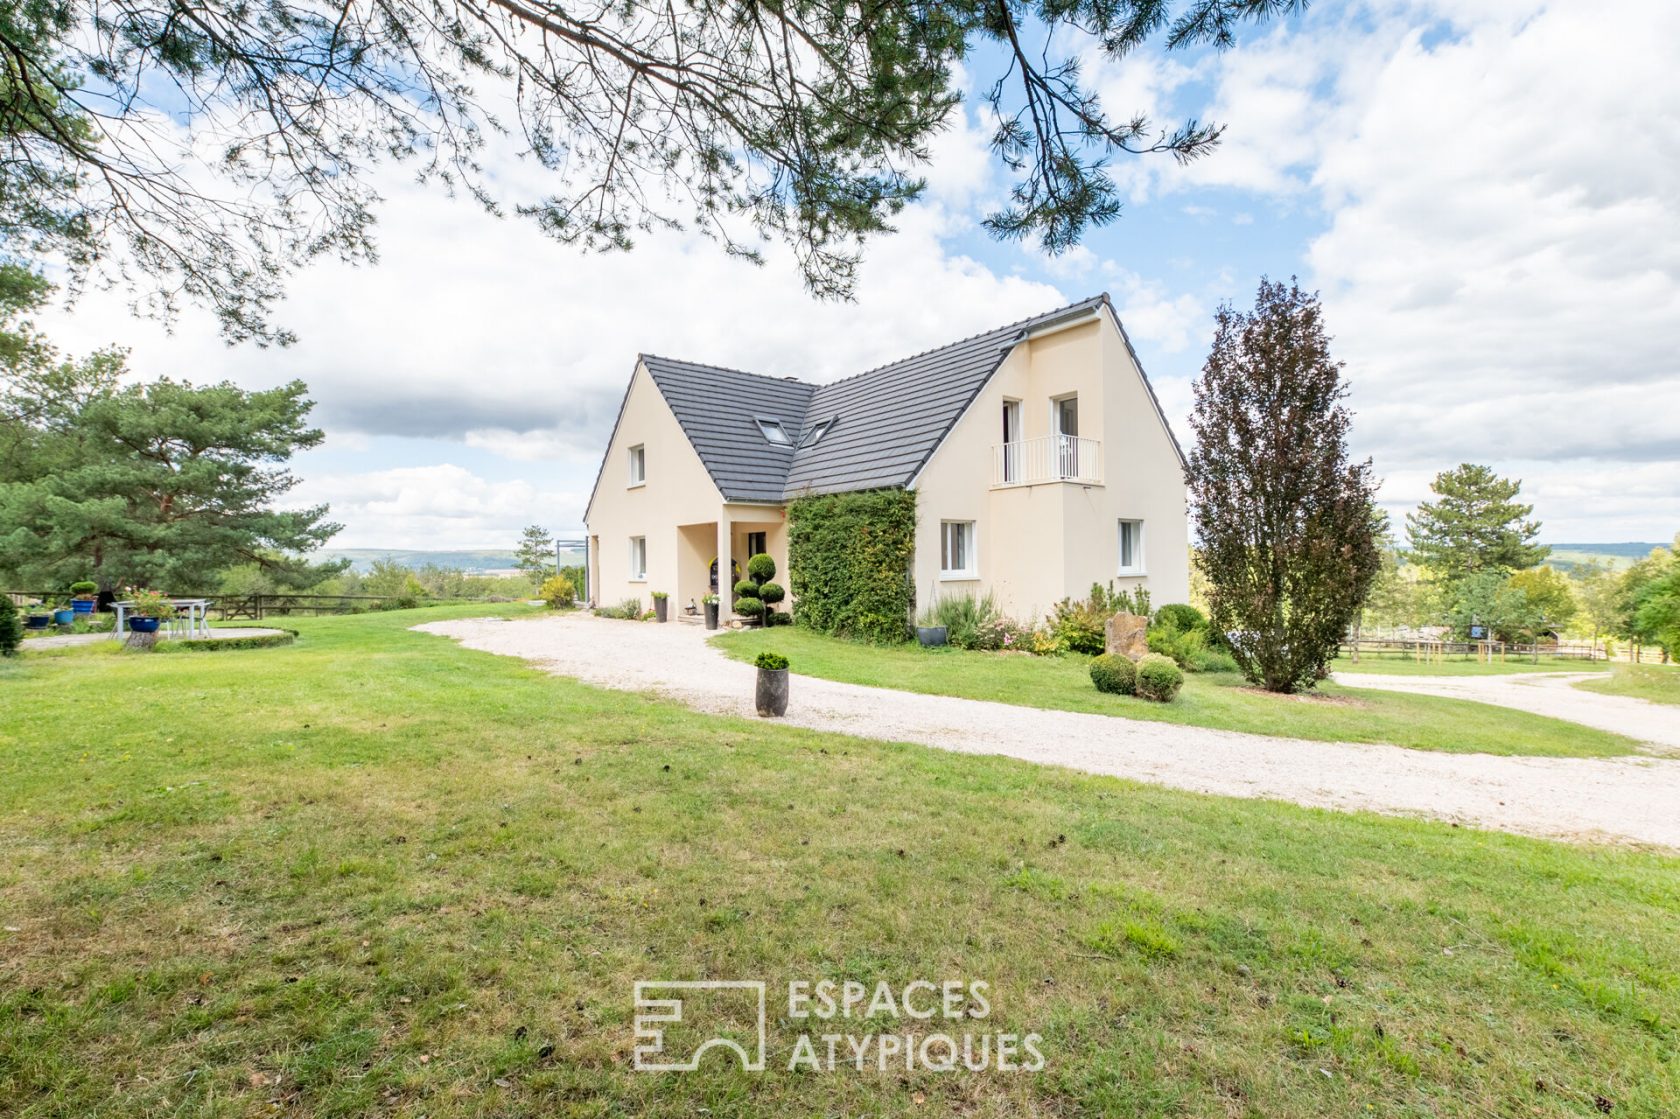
<box><xmin>992</xmin><ymin>435</ymin><xmax>1102</xmax><ymax>487</ymax></box>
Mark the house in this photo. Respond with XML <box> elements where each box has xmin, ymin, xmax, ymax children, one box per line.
<box><xmin>582</xmin><ymin>294</ymin><xmax>1189</xmax><ymax>625</ymax></box>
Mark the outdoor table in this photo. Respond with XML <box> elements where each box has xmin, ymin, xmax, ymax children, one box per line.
<box><xmin>112</xmin><ymin>598</ymin><xmax>216</xmax><ymax>639</ymax></box>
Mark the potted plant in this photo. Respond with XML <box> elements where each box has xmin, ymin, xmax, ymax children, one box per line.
<box><xmin>702</xmin><ymin>593</ymin><xmax>720</xmax><ymax>630</ymax></box>
<box><xmin>24</xmin><ymin>602</ymin><xmax>51</xmax><ymax>631</ymax></box>
<box><xmin>124</xmin><ymin>587</ymin><xmax>175</xmax><ymax>634</ymax></box>
<box><xmin>732</xmin><ymin>553</ymin><xmax>786</xmax><ymax>628</ymax></box>
<box><xmin>754</xmin><ymin>651</ymin><xmax>789</xmax><ymax>717</ymax></box>
<box><xmin>51</xmin><ymin>599</ymin><xmax>75</xmax><ymax>627</ymax></box>
<box><xmin>651</xmin><ymin>590</ymin><xmax>669</xmax><ymax>623</ymax></box>
<box><xmin>69</xmin><ymin>581</ymin><xmax>99</xmax><ymax>615</ymax></box>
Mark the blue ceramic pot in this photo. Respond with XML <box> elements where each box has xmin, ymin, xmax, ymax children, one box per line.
<box><xmin>129</xmin><ymin>616</ymin><xmax>162</xmax><ymax>634</ymax></box>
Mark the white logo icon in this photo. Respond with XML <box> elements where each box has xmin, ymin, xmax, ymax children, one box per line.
<box><xmin>632</xmin><ymin>981</ymin><xmax>767</xmax><ymax>1071</ymax></box>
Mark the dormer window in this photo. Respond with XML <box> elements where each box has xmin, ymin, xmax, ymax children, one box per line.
<box><xmin>755</xmin><ymin>418</ymin><xmax>790</xmax><ymax>444</ymax></box>
<box><xmin>800</xmin><ymin>418</ymin><xmax>834</xmax><ymax>448</ymax></box>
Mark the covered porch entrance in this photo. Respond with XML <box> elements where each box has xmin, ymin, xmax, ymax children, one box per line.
<box><xmin>674</xmin><ymin>504</ymin><xmax>788</xmax><ymax>623</ymax></box>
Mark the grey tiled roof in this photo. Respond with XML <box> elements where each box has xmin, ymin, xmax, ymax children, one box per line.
<box><xmin>641</xmin><ymin>357</ymin><xmax>815</xmax><ymax>503</ymax></box>
<box><xmin>635</xmin><ymin>294</ymin><xmax>1159</xmax><ymax>504</ymax></box>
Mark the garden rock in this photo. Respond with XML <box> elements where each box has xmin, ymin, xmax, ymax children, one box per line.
<box><xmin>1104</xmin><ymin>612</ymin><xmax>1150</xmax><ymax>660</ymax></box>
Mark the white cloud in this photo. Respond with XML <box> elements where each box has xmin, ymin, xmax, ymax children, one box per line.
<box><xmin>288</xmin><ymin>464</ymin><xmax>586</xmax><ymax>550</ymax></box>
<box><xmin>1130</xmin><ymin>0</ymin><xmax>1680</xmax><ymax>538</ymax></box>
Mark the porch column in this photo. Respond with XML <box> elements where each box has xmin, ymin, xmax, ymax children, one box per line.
<box><xmin>716</xmin><ymin>512</ymin><xmax>734</xmax><ymax>623</ymax></box>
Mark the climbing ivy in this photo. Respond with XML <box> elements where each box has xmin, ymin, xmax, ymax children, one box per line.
<box><xmin>787</xmin><ymin>488</ymin><xmax>917</xmax><ymax>644</ymax></box>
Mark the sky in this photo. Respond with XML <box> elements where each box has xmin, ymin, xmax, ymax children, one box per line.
<box><xmin>35</xmin><ymin>0</ymin><xmax>1680</xmax><ymax>550</ymax></box>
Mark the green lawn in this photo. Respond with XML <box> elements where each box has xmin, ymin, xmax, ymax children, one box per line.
<box><xmin>1332</xmin><ymin>652</ymin><xmax>1608</xmax><ymax>676</ymax></box>
<box><xmin>1</xmin><ymin>607</ymin><xmax>1676</xmax><ymax>1118</ymax></box>
<box><xmin>1575</xmin><ymin>664</ymin><xmax>1680</xmax><ymax>706</ymax></box>
<box><xmin>714</xmin><ymin>629</ymin><xmax>1638</xmax><ymax>758</ymax></box>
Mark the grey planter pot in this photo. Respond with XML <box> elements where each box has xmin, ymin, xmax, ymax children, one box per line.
<box><xmin>916</xmin><ymin>625</ymin><xmax>948</xmax><ymax>647</ymax></box>
<box><xmin>653</xmin><ymin>598</ymin><xmax>668</xmax><ymax>622</ymax></box>
<box><xmin>704</xmin><ymin>602</ymin><xmax>720</xmax><ymax>629</ymax></box>
<box><xmin>756</xmin><ymin>667</ymin><xmax>789</xmax><ymax>717</ymax></box>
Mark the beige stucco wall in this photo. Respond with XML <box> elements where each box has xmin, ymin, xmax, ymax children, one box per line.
<box><xmin>584</xmin><ymin>361</ymin><xmax>725</xmax><ymax>611</ymax></box>
<box><xmin>910</xmin><ymin>312</ymin><xmax>1190</xmax><ymax>623</ymax></box>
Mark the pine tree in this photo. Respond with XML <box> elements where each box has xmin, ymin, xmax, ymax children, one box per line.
<box><xmin>514</xmin><ymin>526</ymin><xmax>556</xmax><ymax>589</ymax></box>
<box><xmin>1405</xmin><ymin>464</ymin><xmax>1548</xmax><ymax>583</ymax></box>
<box><xmin>1186</xmin><ymin>278</ymin><xmax>1383</xmax><ymax>694</ymax></box>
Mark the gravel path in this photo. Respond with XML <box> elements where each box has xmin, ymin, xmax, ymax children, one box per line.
<box><xmin>1332</xmin><ymin>671</ymin><xmax>1680</xmax><ymax>754</ymax></box>
<box><xmin>418</xmin><ymin>614</ymin><xmax>1680</xmax><ymax>850</ymax></box>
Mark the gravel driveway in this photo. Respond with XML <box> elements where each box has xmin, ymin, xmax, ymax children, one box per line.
<box><xmin>1332</xmin><ymin>671</ymin><xmax>1680</xmax><ymax>754</ymax></box>
<box><xmin>419</xmin><ymin>614</ymin><xmax>1680</xmax><ymax>851</ymax></box>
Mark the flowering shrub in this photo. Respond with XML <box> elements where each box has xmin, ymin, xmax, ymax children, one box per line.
<box><xmin>123</xmin><ymin>586</ymin><xmax>176</xmax><ymax>618</ymax></box>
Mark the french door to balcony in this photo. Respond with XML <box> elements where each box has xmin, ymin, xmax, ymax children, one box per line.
<box><xmin>1001</xmin><ymin>400</ymin><xmax>1022</xmax><ymax>483</ymax></box>
<box><xmin>1053</xmin><ymin>396</ymin><xmax>1079</xmax><ymax>479</ymax></box>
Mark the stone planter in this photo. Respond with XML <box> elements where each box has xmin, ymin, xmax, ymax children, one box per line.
<box><xmin>704</xmin><ymin>601</ymin><xmax>719</xmax><ymax>629</ymax></box>
<box><xmin>653</xmin><ymin>597</ymin><xmax>668</xmax><ymax>622</ymax></box>
<box><xmin>755</xmin><ymin>667</ymin><xmax>789</xmax><ymax>717</ymax></box>
<box><xmin>916</xmin><ymin>625</ymin><xmax>948</xmax><ymax>647</ymax></box>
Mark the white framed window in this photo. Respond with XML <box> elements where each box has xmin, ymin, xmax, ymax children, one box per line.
<box><xmin>755</xmin><ymin>418</ymin><xmax>790</xmax><ymax>444</ymax></box>
<box><xmin>627</xmin><ymin>444</ymin><xmax>646</xmax><ymax>486</ymax></box>
<box><xmin>628</xmin><ymin>536</ymin><xmax>647</xmax><ymax>581</ymax></box>
<box><xmin>940</xmin><ymin>520</ymin><xmax>977</xmax><ymax>579</ymax></box>
<box><xmin>1117</xmin><ymin>519</ymin><xmax>1145</xmax><ymax>575</ymax></box>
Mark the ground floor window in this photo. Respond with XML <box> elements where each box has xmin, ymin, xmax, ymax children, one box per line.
<box><xmin>629</xmin><ymin>536</ymin><xmax>647</xmax><ymax>581</ymax></box>
<box><xmin>746</xmin><ymin>530</ymin><xmax>767</xmax><ymax>558</ymax></box>
<box><xmin>1117</xmin><ymin>519</ymin><xmax>1144</xmax><ymax>575</ymax></box>
<box><xmin>940</xmin><ymin>520</ymin><xmax>976</xmax><ymax>578</ymax></box>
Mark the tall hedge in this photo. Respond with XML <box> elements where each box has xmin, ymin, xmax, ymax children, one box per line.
<box><xmin>787</xmin><ymin>488</ymin><xmax>917</xmax><ymax>644</ymax></box>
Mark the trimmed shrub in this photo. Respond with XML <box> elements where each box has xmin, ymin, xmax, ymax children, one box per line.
<box><xmin>1191</xmin><ymin>648</ymin><xmax>1241</xmax><ymax>674</ymax></box>
<box><xmin>540</xmin><ymin>573</ymin><xmax>576</xmax><ymax>608</ymax></box>
<box><xmin>754</xmin><ymin>651</ymin><xmax>789</xmax><ymax>671</ymax></box>
<box><xmin>1089</xmin><ymin>653</ymin><xmax>1137</xmax><ymax>695</ymax></box>
<box><xmin>1153</xmin><ymin>603</ymin><xmax>1207</xmax><ymax>632</ymax></box>
<box><xmin>788</xmin><ymin>488</ymin><xmax>916</xmax><ymax>644</ymax></box>
<box><xmin>733</xmin><ymin>555</ymin><xmax>785</xmax><ymax>626</ymax></box>
<box><xmin>0</xmin><ymin>597</ymin><xmax>21</xmax><ymax>657</ymax></box>
<box><xmin>1135</xmin><ymin>653</ymin><xmax>1185</xmax><ymax>702</ymax></box>
<box><xmin>160</xmin><ymin>632</ymin><xmax>297</xmax><ymax>653</ymax></box>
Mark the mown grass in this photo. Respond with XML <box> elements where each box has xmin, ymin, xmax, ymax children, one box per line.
<box><xmin>1575</xmin><ymin>664</ymin><xmax>1680</xmax><ymax>706</ymax></box>
<box><xmin>1</xmin><ymin>606</ymin><xmax>1676</xmax><ymax>1118</ymax></box>
<box><xmin>1331</xmin><ymin>652</ymin><xmax>1608</xmax><ymax>676</ymax></box>
<box><xmin>715</xmin><ymin>628</ymin><xmax>1638</xmax><ymax>757</ymax></box>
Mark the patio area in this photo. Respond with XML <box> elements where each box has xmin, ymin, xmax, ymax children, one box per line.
<box><xmin>23</xmin><ymin>627</ymin><xmax>291</xmax><ymax>651</ymax></box>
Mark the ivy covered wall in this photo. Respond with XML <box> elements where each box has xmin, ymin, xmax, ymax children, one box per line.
<box><xmin>786</xmin><ymin>488</ymin><xmax>917</xmax><ymax>644</ymax></box>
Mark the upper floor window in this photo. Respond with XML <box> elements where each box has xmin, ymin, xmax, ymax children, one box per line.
<box><xmin>800</xmin><ymin>418</ymin><xmax>834</xmax><ymax>448</ymax></box>
<box><xmin>941</xmin><ymin>520</ymin><xmax>976</xmax><ymax>579</ymax></box>
<box><xmin>755</xmin><ymin>418</ymin><xmax>790</xmax><ymax>444</ymax></box>
<box><xmin>628</xmin><ymin>444</ymin><xmax>646</xmax><ymax>486</ymax></box>
<box><xmin>1117</xmin><ymin>519</ymin><xmax>1145</xmax><ymax>575</ymax></box>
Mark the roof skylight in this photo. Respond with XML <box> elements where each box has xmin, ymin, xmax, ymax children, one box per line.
<box><xmin>755</xmin><ymin>418</ymin><xmax>790</xmax><ymax>444</ymax></box>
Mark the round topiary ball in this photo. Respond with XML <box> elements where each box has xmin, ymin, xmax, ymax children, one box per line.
<box><xmin>747</xmin><ymin>553</ymin><xmax>776</xmax><ymax>582</ymax></box>
<box><xmin>735</xmin><ymin>596</ymin><xmax>765</xmax><ymax>617</ymax></box>
<box><xmin>757</xmin><ymin>581</ymin><xmax>785</xmax><ymax>604</ymax></box>
<box><xmin>1135</xmin><ymin>653</ymin><xmax>1185</xmax><ymax>702</ymax></box>
<box><xmin>734</xmin><ymin>578</ymin><xmax>759</xmax><ymax>598</ymax></box>
<box><xmin>1089</xmin><ymin>653</ymin><xmax>1137</xmax><ymax>695</ymax></box>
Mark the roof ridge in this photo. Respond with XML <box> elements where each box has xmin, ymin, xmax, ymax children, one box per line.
<box><xmin>808</xmin><ymin>293</ymin><xmax>1109</xmax><ymax>394</ymax></box>
<box><xmin>640</xmin><ymin>352</ymin><xmax>814</xmax><ymax>389</ymax></box>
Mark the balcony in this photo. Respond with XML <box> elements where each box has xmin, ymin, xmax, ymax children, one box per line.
<box><xmin>991</xmin><ymin>435</ymin><xmax>1102</xmax><ymax>487</ymax></box>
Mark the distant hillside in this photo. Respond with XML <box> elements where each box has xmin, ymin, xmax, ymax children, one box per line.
<box><xmin>1544</xmin><ymin>542</ymin><xmax>1667</xmax><ymax>573</ymax></box>
<box><xmin>320</xmin><ymin>548</ymin><xmax>585</xmax><ymax>574</ymax></box>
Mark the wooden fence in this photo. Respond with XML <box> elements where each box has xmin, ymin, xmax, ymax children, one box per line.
<box><xmin>5</xmin><ymin>591</ymin><xmax>510</xmax><ymax>619</ymax></box>
<box><xmin>1339</xmin><ymin>637</ymin><xmax>1670</xmax><ymax>665</ymax></box>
